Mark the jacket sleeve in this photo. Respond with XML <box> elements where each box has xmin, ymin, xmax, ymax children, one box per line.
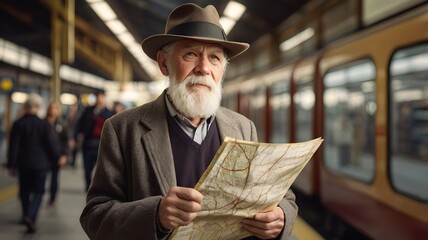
<box><xmin>80</xmin><ymin>120</ymin><xmax>164</xmax><ymax>240</ymax></box>
<box><xmin>278</xmin><ymin>189</ymin><xmax>298</xmax><ymax>239</ymax></box>
<box><xmin>7</xmin><ymin>121</ymin><xmax>20</xmax><ymax>169</ymax></box>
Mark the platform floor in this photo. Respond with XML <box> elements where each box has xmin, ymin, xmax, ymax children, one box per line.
<box><xmin>0</xmin><ymin>155</ymin><xmax>322</xmax><ymax>240</ymax></box>
<box><xmin>0</xmin><ymin>161</ymin><xmax>88</xmax><ymax>240</ymax></box>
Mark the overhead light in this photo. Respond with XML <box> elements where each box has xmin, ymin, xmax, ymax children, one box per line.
<box><xmin>219</xmin><ymin>17</ymin><xmax>235</xmax><ymax>35</ymax></box>
<box><xmin>90</xmin><ymin>1</ymin><xmax>117</xmax><ymax>21</ymax></box>
<box><xmin>11</xmin><ymin>92</ymin><xmax>28</xmax><ymax>104</ymax></box>
<box><xmin>220</xmin><ymin>1</ymin><xmax>246</xmax><ymax>35</ymax></box>
<box><xmin>117</xmin><ymin>31</ymin><xmax>135</xmax><ymax>46</ymax></box>
<box><xmin>86</xmin><ymin>0</ymin><xmax>161</xmax><ymax>81</ymax></box>
<box><xmin>60</xmin><ymin>93</ymin><xmax>78</xmax><ymax>105</ymax></box>
<box><xmin>106</xmin><ymin>19</ymin><xmax>127</xmax><ymax>34</ymax></box>
<box><xmin>280</xmin><ymin>27</ymin><xmax>314</xmax><ymax>51</ymax></box>
<box><xmin>223</xmin><ymin>1</ymin><xmax>246</xmax><ymax>21</ymax></box>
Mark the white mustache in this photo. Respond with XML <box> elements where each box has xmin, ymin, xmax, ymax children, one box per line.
<box><xmin>186</xmin><ymin>75</ymin><xmax>217</xmax><ymax>89</ymax></box>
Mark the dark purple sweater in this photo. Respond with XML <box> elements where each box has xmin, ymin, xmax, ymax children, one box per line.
<box><xmin>167</xmin><ymin>113</ymin><xmax>221</xmax><ymax>188</ymax></box>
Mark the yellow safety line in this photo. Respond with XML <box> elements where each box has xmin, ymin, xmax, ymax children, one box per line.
<box><xmin>0</xmin><ymin>185</ymin><xmax>18</xmax><ymax>203</ymax></box>
<box><xmin>291</xmin><ymin>216</ymin><xmax>324</xmax><ymax>240</ymax></box>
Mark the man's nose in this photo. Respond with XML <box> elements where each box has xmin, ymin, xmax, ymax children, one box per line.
<box><xmin>194</xmin><ymin>55</ymin><xmax>210</xmax><ymax>76</ymax></box>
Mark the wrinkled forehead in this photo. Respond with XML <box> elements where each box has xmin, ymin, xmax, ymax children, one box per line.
<box><xmin>175</xmin><ymin>40</ymin><xmax>226</xmax><ymax>54</ymax></box>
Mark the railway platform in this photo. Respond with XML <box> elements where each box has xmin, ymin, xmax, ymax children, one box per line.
<box><xmin>0</xmin><ymin>155</ymin><xmax>323</xmax><ymax>240</ymax></box>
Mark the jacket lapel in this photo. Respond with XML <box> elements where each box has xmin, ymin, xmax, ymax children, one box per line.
<box><xmin>216</xmin><ymin>107</ymin><xmax>241</xmax><ymax>141</ymax></box>
<box><xmin>140</xmin><ymin>91</ymin><xmax>176</xmax><ymax>195</ymax></box>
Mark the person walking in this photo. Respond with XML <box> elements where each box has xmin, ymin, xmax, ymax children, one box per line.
<box><xmin>75</xmin><ymin>90</ymin><xmax>113</xmax><ymax>191</ymax></box>
<box><xmin>65</xmin><ymin>102</ymin><xmax>80</xmax><ymax>168</ymax></box>
<box><xmin>7</xmin><ymin>93</ymin><xmax>61</xmax><ymax>233</ymax></box>
<box><xmin>80</xmin><ymin>3</ymin><xmax>297</xmax><ymax>240</ymax></box>
<box><xmin>45</xmin><ymin>100</ymin><xmax>69</xmax><ymax>206</ymax></box>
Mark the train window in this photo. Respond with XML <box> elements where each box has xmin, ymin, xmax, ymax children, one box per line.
<box><xmin>323</xmin><ymin>59</ymin><xmax>376</xmax><ymax>183</ymax></box>
<box><xmin>294</xmin><ymin>76</ymin><xmax>315</xmax><ymax>142</ymax></box>
<box><xmin>389</xmin><ymin>43</ymin><xmax>428</xmax><ymax>202</ymax></box>
<box><xmin>250</xmin><ymin>87</ymin><xmax>266</xmax><ymax>142</ymax></box>
<box><xmin>270</xmin><ymin>80</ymin><xmax>290</xmax><ymax>143</ymax></box>
<box><xmin>221</xmin><ymin>91</ymin><xmax>237</xmax><ymax>112</ymax></box>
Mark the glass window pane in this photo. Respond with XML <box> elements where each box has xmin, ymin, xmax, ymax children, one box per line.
<box><xmin>270</xmin><ymin>81</ymin><xmax>290</xmax><ymax>143</ymax></box>
<box><xmin>250</xmin><ymin>88</ymin><xmax>266</xmax><ymax>141</ymax></box>
<box><xmin>390</xmin><ymin>43</ymin><xmax>428</xmax><ymax>202</ymax></box>
<box><xmin>221</xmin><ymin>92</ymin><xmax>237</xmax><ymax>112</ymax></box>
<box><xmin>295</xmin><ymin>78</ymin><xmax>314</xmax><ymax>142</ymax></box>
<box><xmin>323</xmin><ymin>59</ymin><xmax>376</xmax><ymax>182</ymax></box>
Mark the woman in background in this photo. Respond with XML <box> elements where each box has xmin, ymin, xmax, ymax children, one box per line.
<box><xmin>45</xmin><ymin>100</ymin><xmax>69</xmax><ymax>206</ymax></box>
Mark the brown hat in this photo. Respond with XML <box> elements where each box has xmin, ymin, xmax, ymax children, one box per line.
<box><xmin>141</xmin><ymin>3</ymin><xmax>249</xmax><ymax>60</ymax></box>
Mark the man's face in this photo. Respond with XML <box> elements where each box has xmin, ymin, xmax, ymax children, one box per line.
<box><xmin>168</xmin><ymin>40</ymin><xmax>226</xmax><ymax>86</ymax></box>
<box><xmin>163</xmin><ymin>40</ymin><xmax>227</xmax><ymax>119</ymax></box>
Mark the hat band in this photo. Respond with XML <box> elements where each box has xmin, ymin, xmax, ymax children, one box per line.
<box><xmin>167</xmin><ymin>22</ymin><xmax>228</xmax><ymax>41</ymax></box>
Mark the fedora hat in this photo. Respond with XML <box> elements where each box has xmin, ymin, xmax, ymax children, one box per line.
<box><xmin>141</xmin><ymin>3</ymin><xmax>249</xmax><ymax>60</ymax></box>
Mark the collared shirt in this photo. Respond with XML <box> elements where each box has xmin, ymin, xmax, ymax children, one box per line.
<box><xmin>165</xmin><ymin>94</ymin><xmax>215</xmax><ymax>144</ymax></box>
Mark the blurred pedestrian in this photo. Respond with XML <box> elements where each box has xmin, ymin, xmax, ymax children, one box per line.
<box><xmin>7</xmin><ymin>93</ymin><xmax>61</xmax><ymax>233</ymax></box>
<box><xmin>45</xmin><ymin>100</ymin><xmax>69</xmax><ymax>206</ymax></box>
<box><xmin>65</xmin><ymin>102</ymin><xmax>80</xmax><ymax>168</ymax></box>
<box><xmin>112</xmin><ymin>101</ymin><xmax>125</xmax><ymax>114</ymax></box>
<box><xmin>75</xmin><ymin>90</ymin><xmax>113</xmax><ymax>191</ymax></box>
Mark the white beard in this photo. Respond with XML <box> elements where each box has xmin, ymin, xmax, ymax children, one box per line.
<box><xmin>167</xmin><ymin>75</ymin><xmax>222</xmax><ymax>119</ymax></box>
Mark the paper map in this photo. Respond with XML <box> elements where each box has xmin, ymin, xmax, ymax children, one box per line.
<box><xmin>169</xmin><ymin>137</ymin><xmax>324</xmax><ymax>240</ymax></box>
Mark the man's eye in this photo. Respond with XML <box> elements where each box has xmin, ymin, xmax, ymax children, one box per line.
<box><xmin>209</xmin><ymin>55</ymin><xmax>221</xmax><ymax>63</ymax></box>
<box><xmin>182</xmin><ymin>52</ymin><xmax>198</xmax><ymax>61</ymax></box>
<box><xmin>185</xmin><ymin>52</ymin><xmax>197</xmax><ymax>57</ymax></box>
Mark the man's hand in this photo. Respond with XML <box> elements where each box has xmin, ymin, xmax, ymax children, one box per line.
<box><xmin>58</xmin><ymin>155</ymin><xmax>68</xmax><ymax>167</ymax></box>
<box><xmin>158</xmin><ymin>186</ymin><xmax>203</xmax><ymax>230</ymax></box>
<box><xmin>242</xmin><ymin>207</ymin><xmax>285</xmax><ymax>239</ymax></box>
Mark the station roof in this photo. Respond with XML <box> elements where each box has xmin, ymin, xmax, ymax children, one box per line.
<box><xmin>0</xmin><ymin>0</ymin><xmax>309</xmax><ymax>82</ymax></box>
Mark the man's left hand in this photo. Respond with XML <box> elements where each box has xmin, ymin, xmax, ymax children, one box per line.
<box><xmin>242</xmin><ymin>207</ymin><xmax>285</xmax><ymax>239</ymax></box>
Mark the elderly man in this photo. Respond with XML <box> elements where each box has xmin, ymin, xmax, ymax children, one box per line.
<box><xmin>80</xmin><ymin>3</ymin><xmax>297</xmax><ymax>240</ymax></box>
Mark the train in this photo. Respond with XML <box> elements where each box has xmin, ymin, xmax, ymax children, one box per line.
<box><xmin>221</xmin><ymin>2</ymin><xmax>428</xmax><ymax>239</ymax></box>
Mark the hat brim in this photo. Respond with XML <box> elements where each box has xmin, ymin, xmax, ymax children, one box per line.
<box><xmin>141</xmin><ymin>34</ymin><xmax>249</xmax><ymax>61</ymax></box>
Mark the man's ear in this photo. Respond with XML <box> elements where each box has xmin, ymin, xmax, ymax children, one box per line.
<box><xmin>157</xmin><ymin>51</ymin><xmax>169</xmax><ymax>76</ymax></box>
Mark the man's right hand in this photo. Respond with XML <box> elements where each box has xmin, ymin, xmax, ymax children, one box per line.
<box><xmin>158</xmin><ymin>186</ymin><xmax>203</xmax><ymax>230</ymax></box>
